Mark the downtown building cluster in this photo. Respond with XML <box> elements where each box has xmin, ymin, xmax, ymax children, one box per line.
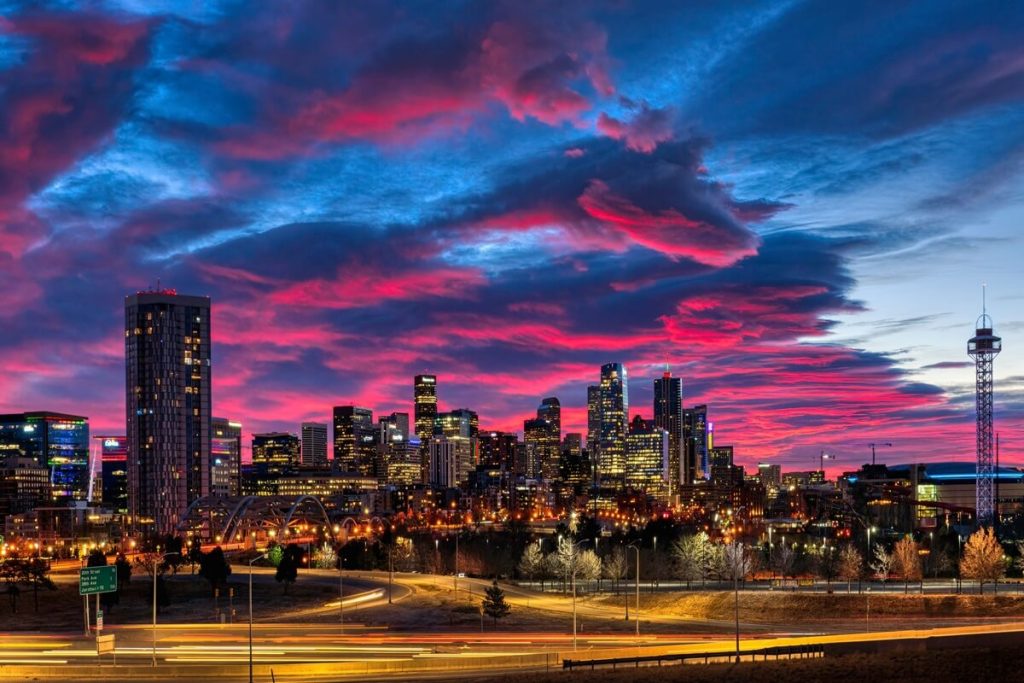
<box><xmin>0</xmin><ymin>289</ymin><xmax>1014</xmax><ymax>555</ymax></box>
<box><xmin>0</xmin><ymin>290</ymin><xmax>747</xmax><ymax>544</ymax></box>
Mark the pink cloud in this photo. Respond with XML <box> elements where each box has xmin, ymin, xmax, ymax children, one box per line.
<box><xmin>269</xmin><ymin>265</ymin><xmax>487</xmax><ymax>309</ymax></box>
<box><xmin>596</xmin><ymin>104</ymin><xmax>674</xmax><ymax>152</ymax></box>
<box><xmin>577</xmin><ymin>179</ymin><xmax>760</xmax><ymax>266</ymax></box>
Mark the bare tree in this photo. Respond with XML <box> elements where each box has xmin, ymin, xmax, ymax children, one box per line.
<box><xmin>720</xmin><ymin>542</ymin><xmax>754</xmax><ymax>582</ymax></box>
<box><xmin>871</xmin><ymin>544</ymin><xmax>893</xmax><ymax>584</ymax></box>
<box><xmin>961</xmin><ymin>527</ymin><xmax>1005</xmax><ymax>594</ymax></box>
<box><xmin>576</xmin><ymin>550</ymin><xmax>602</xmax><ymax>590</ymax></box>
<box><xmin>838</xmin><ymin>545</ymin><xmax>863</xmax><ymax>593</ymax></box>
<box><xmin>671</xmin><ymin>534</ymin><xmax>707</xmax><ymax>588</ymax></box>
<box><xmin>773</xmin><ymin>543</ymin><xmax>795</xmax><ymax>586</ymax></box>
<box><xmin>891</xmin><ymin>535</ymin><xmax>922</xmax><ymax>594</ymax></box>
<box><xmin>602</xmin><ymin>547</ymin><xmax>628</xmax><ymax>592</ymax></box>
<box><xmin>517</xmin><ymin>545</ymin><xmax>543</xmax><ymax>585</ymax></box>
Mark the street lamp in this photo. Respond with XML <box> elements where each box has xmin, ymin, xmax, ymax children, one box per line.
<box><xmin>152</xmin><ymin>551</ymin><xmax>180</xmax><ymax>667</ymax></box>
<box><xmin>627</xmin><ymin>543</ymin><xmax>640</xmax><ymax>638</ymax></box>
<box><xmin>651</xmin><ymin>536</ymin><xmax>658</xmax><ymax>593</ymax></box>
<box><xmin>248</xmin><ymin>553</ymin><xmax>268</xmax><ymax>683</ymax></box>
<box><xmin>571</xmin><ymin>539</ymin><xmax>593</xmax><ymax>651</ymax></box>
<box><xmin>338</xmin><ymin>554</ymin><xmax>346</xmax><ymax>631</ymax></box>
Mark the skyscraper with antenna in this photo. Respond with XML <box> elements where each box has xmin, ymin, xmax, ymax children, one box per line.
<box><xmin>968</xmin><ymin>287</ymin><xmax>1001</xmax><ymax>528</ymax></box>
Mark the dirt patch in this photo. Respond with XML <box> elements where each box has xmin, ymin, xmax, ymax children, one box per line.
<box><xmin>0</xmin><ymin>571</ymin><xmax>341</xmax><ymax>631</ymax></box>
<box><xmin>593</xmin><ymin>590</ymin><xmax>1024</xmax><ymax>623</ymax></box>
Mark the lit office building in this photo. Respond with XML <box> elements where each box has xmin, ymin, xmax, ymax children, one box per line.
<box><xmin>92</xmin><ymin>435</ymin><xmax>128</xmax><ymax>513</ymax></box>
<box><xmin>251</xmin><ymin>432</ymin><xmax>300</xmax><ymax>475</ymax></box>
<box><xmin>333</xmin><ymin>406</ymin><xmax>376</xmax><ymax>476</ymax></box>
<box><xmin>586</xmin><ymin>385</ymin><xmax>601</xmax><ymax>458</ymax></box>
<box><xmin>210</xmin><ymin>418</ymin><xmax>241</xmax><ymax>497</ymax></box>
<box><xmin>535</xmin><ymin>397</ymin><xmax>562</xmax><ymax>481</ymax></box>
<box><xmin>414</xmin><ymin>375</ymin><xmax>438</xmax><ymax>441</ymax></box>
<box><xmin>597</xmin><ymin>363</ymin><xmax>628</xmax><ymax>485</ymax></box>
<box><xmin>125</xmin><ymin>289</ymin><xmax>211</xmax><ymax>534</ymax></box>
<box><xmin>300</xmin><ymin>421</ymin><xmax>328</xmax><ymax>469</ymax></box>
<box><xmin>479</xmin><ymin>431</ymin><xmax>517</xmax><ymax>470</ymax></box>
<box><xmin>0</xmin><ymin>412</ymin><xmax>90</xmax><ymax>505</ymax></box>
<box><xmin>436</xmin><ymin>408</ymin><xmax>478</xmax><ymax>485</ymax></box>
<box><xmin>653</xmin><ymin>371</ymin><xmax>684</xmax><ymax>492</ymax></box>
<box><xmin>561</xmin><ymin>433</ymin><xmax>589</xmax><ymax>485</ymax></box>
<box><xmin>428</xmin><ymin>437</ymin><xmax>459</xmax><ymax>489</ymax></box>
<box><xmin>377</xmin><ymin>413</ymin><xmax>413</xmax><ymax>484</ymax></box>
<box><xmin>0</xmin><ymin>457</ymin><xmax>50</xmax><ymax>517</ymax></box>
<box><xmin>522</xmin><ymin>418</ymin><xmax>547</xmax><ymax>480</ymax></box>
<box><xmin>683</xmin><ymin>404</ymin><xmax>709</xmax><ymax>481</ymax></box>
<box><xmin>625</xmin><ymin>416</ymin><xmax>669</xmax><ymax>497</ymax></box>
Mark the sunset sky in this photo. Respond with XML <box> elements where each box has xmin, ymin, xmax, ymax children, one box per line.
<box><xmin>1</xmin><ymin>0</ymin><xmax>1021</xmax><ymax>471</ymax></box>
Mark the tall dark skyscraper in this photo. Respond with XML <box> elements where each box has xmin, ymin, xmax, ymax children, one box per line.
<box><xmin>211</xmin><ymin>418</ymin><xmax>241</xmax><ymax>496</ymax></box>
<box><xmin>529</xmin><ymin>397</ymin><xmax>561</xmax><ymax>481</ymax></box>
<box><xmin>683</xmin><ymin>404</ymin><xmax>709</xmax><ymax>482</ymax></box>
<box><xmin>414</xmin><ymin>375</ymin><xmax>437</xmax><ymax>441</ymax></box>
<box><xmin>597</xmin><ymin>363</ymin><xmax>628</xmax><ymax>485</ymax></box>
<box><xmin>125</xmin><ymin>290</ymin><xmax>211</xmax><ymax>535</ymax></box>
<box><xmin>653</xmin><ymin>371</ymin><xmax>683</xmax><ymax>492</ymax></box>
<box><xmin>586</xmin><ymin>385</ymin><xmax>600</xmax><ymax>455</ymax></box>
<box><xmin>93</xmin><ymin>435</ymin><xmax>128</xmax><ymax>513</ymax></box>
<box><xmin>0</xmin><ymin>412</ymin><xmax>90</xmax><ymax>505</ymax></box>
<box><xmin>333</xmin><ymin>406</ymin><xmax>375</xmax><ymax>475</ymax></box>
<box><xmin>301</xmin><ymin>421</ymin><xmax>328</xmax><ymax>469</ymax></box>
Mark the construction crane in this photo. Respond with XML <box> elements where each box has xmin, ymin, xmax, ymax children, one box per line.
<box><xmin>868</xmin><ymin>442</ymin><xmax>892</xmax><ymax>466</ymax></box>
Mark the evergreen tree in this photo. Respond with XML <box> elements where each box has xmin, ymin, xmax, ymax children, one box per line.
<box><xmin>198</xmin><ymin>546</ymin><xmax>232</xmax><ymax>596</ymax></box>
<box><xmin>275</xmin><ymin>544</ymin><xmax>302</xmax><ymax>594</ymax></box>
<box><xmin>481</xmin><ymin>580</ymin><xmax>510</xmax><ymax>627</ymax></box>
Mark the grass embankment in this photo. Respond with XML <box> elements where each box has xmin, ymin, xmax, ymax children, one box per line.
<box><xmin>596</xmin><ymin>590</ymin><xmax>1024</xmax><ymax>622</ymax></box>
<box><xmin>482</xmin><ymin>647</ymin><xmax>1024</xmax><ymax>683</ymax></box>
<box><xmin>0</xmin><ymin>571</ymin><xmax>339</xmax><ymax>631</ymax></box>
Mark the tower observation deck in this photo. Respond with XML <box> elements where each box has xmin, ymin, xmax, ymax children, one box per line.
<box><xmin>968</xmin><ymin>303</ymin><xmax>1001</xmax><ymax>528</ymax></box>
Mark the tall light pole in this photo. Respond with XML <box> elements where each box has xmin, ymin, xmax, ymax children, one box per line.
<box><xmin>152</xmin><ymin>551</ymin><xmax>180</xmax><ymax>667</ymax></box>
<box><xmin>571</xmin><ymin>539</ymin><xmax>592</xmax><ymax>651</ymax></box>
<box><xmin>651</xmin><ymin>536</ymin><xmax>658</xmax><ymax>593</ymax></box>
<box><xmin>733</xmin><ymin>540</ymin><xmax>743</xmax><ymax>663</ymax></box>
<box><xmin>627</xmin><ymin>543</ymin><xmax>640</xmax><ymax>638</ymax></box>
<box><xmin>338</xmin><ymin>555</ymin><xmax>345</xmax><ymax>631</ymax></box>
<box><xmin>248</xmin><ymin>553</ymin><xmax>267</xmax><ymax>683</ymax></box>
<box><xmin>388</xmin><ymin>540</ymin><xmax>394</xmax><ymax>605</ymax></box>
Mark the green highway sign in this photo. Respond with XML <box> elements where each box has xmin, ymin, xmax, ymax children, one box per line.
<box><xmin>79</xmin><ymin>565</ymin><xmax>117</xmax><ymax>595</ymax></box>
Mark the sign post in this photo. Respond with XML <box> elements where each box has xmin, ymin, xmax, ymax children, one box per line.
<box><xmin>96</xmin><ymin>633</ymin><xmax>116</xmax><ymax>666</ymax></box>
<box><xmin>80</xmin><ymin>566</ymin><xmax>118</xmax><ymax>640</ymax></box>
<box><xmin>80</xmin><ymin>566</ymin><xmax>118</xmax><ymax>596</ymax></box>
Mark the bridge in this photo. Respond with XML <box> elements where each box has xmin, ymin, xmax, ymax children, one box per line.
<box><xmin>177</xmin><ymin>495</ymin><xmax>388</xmax><ymax>545</ymax></box>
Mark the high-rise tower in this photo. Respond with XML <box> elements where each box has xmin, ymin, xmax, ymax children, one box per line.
<box><xmin>653</xmin><ymin>371</ymin><xmax>683</xmax><ymax>495</ymax></box>
<box><xmin>968</xmin><ymin>293</ymin><xmax>1001</xmax><ymax>527</ymax></box>
<box><xmin>125</xmin><ymin>289</ymin><xmax>211</xmax><ymax>535</ymax></box>
<box><xmin>414</xmin><ymin>375</ymin><xmax>437</xmax><ymax>441</ymax></box>
<box><xmin>597</xmin><ymin>363</ymin><xmax>628</xmax><ymax>485</ymax></box>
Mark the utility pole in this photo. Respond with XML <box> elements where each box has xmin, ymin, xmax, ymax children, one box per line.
<box><xmin>868</xmin><ymin>442</ymin><xmax>891</xmax><ymax>466</ymax></box>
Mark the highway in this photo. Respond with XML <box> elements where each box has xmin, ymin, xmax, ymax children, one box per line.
<box><xmin>2</xmin><ymin>568</ymin><xmax>1023</xmax><ymax>680</ymax></box>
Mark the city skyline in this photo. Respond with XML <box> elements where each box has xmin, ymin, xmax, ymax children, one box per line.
<box><xmin>0</xmin><ymin>2</ymin><xmax>1022</xmax><ymax>475</ymax></box>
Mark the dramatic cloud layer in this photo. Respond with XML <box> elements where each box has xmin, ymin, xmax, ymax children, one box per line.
<box><xmin>1</xmin><ymin>0</ymin><xmax>1022</xmax><ymax>471</ymax></box>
